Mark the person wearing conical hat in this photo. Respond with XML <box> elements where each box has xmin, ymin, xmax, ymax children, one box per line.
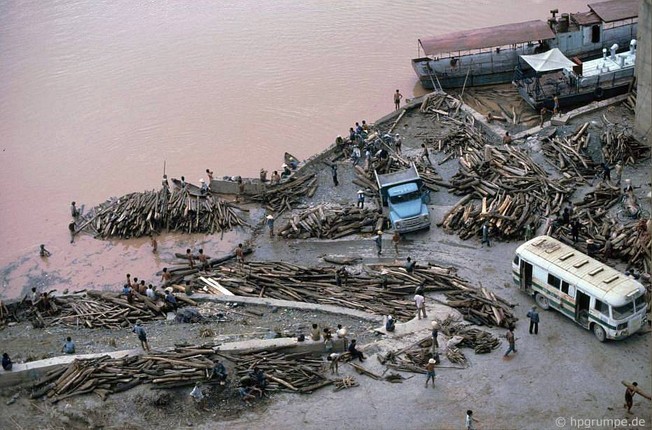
<box><xmin>425</xmin><ymin>358</ymin><xmax>436</xmax><ymax>388</ymax></box>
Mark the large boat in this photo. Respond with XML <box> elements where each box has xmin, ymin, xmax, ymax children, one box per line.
<box><xmin>411</xmin><ymin>0</ymin><xmax>638</xmax><ymax>89</ymax></box>
<box><xmin>513</xmin><ymin>40</ymin><xmax>636</xmax><ymax>110</ymax></box>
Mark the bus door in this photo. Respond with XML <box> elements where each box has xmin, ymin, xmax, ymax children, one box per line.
<box><xmin>575</xmin><ymin>290</ymin><xmax>590</xmax><ymax>327</ymax></box>
<box><xmin>520</xmin><ymin>260</ymin><xmax>533</xmax><ymax>292</ymax></box>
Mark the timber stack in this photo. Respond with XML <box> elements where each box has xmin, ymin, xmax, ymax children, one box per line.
<box><xmin>77</xmin><ymin>187</ymin><xmax>246</xmax><ymax>239</ymax></box>
<box><xmin>600</xmin><ymin>120</ymin><xmax>650</xmax><ymax>165</ymax></box>
<box><xmin>250</xmin><ymin>173</ymin><xmax>318</xmax><ymax>215</ymax></box>
<box><xmin>277</xmin><ymin>205</ymin><xmax>381</xmax><ymax>239</ymax></box>
<box><xmin>439</xmin><ymin>144</ymin><xmax>575</xmax><ymax>240</ymax></box>
<box><xmin>220</xmin><ymin>350</ymin><xmax>333</xmax><ymax>394</ymax></box>
<box><xmin>39</xmin><ymin>290</ymin><xmax>192</xmax><ymax>329</ymax></box>
<box><xmin>438</xmin><ymin>315</ymin><xmax>501</xmax><ymax>353</ymax></box>
<box><xmin>541</xmin><ymin>127</ymin><xmax>598</xmax><ymax>182</ymax></box>
<box><xmin>443</xmin><ymin>287</ymin><xmax>517</xmax><ymax>327</ymax></box>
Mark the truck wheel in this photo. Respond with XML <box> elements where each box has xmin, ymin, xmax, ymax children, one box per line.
<box><xmin>592</xmin><ymin>324</ymin><xmax>607</xmax><ymax>342</ymax></box>
<box><xmin>534</xmin><ymin>293</ymin><xmax>550</xmax><ymax>310</ymax></box>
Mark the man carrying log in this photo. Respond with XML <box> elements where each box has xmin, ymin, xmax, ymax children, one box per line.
<box><xmin>132</xmin><ymin>320</ymin><xmax>151</xmax><ymax>352</ymax></box>
<box><xmin>623</xmin><ymin>381</ymin><xmax>652</xmax><ymax>413</ymax></box>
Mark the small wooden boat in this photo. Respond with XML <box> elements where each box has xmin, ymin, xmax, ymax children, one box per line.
<box><xmin>171</xmin><ymin>178</ymin><xmax>211</xmax><ymax>197</ymax></box>
<box><xmin>513</xmin><ymin>41</ymin><xmax>636</xmax><ymax>110</ymax></box>
<box><xmin>284</xmin><ymin>152</ymin><xmax>300</xmax><ymax>168</ymax></box>
<box><xmin>411</xmin><ymin>0</ymin><xmax>638</xmax><ymax>89</ymax></box>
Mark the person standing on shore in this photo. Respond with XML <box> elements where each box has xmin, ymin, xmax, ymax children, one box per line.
<box><xmin>186</xmin><ymin>248</ymin><xmax>195</xmax><ymax>269</ymax></box>
<box><xmin>374</xmin><ymin>230</ymin><xmax>383</xmax><ymax>256</ymax></box>
<box><xmin>392</xmin><ymin>231</ymin><xmax>400</xmax><ymax>255</ymax></box>
<box><xmin>420</xmin><ymin>143</ymin><xmax>432</xmax><ymax>165</ymax></box>
<box><xmin>331</xmin><ymin>164</ymin><xmax>339</xmax><ymax>186</ymax></box>
<box><xmin>235</xmin><ymin>243</ymin><xmax>245</xmax><ymax>267</ymax></box>
<box><xmin>394</xmin><ymin>133</ymin><xmax>402</xmax><ymax>154</ymax></box>
<box><xmin>39</xmin><ymin>244</ymin><xmax>52</xmax><ymax>258</ymax></box>
<box><xmin>205</xmin><ymin>168</ymin><xmax>214</xmax><ymax>182</ymax></box>
<box><xmin>198</xmin><ymin>248</ymin><xmax>209</xmax><ymax>272</ymax></box>
<box><xmin>133</xmin><ymin>320</ymin><xmax>151</xmax><ymax>351</ymax></box>
<box><xmin>414</xmin><ymin>291</ymin><xmax>427</xmax><ymax>320</ymax></box>
<box><xmin>150</xmin><ymin>234</ymin><xmax>157</xmax><ymax>253</ymax></box>
<box><xmin>425</xmin><ymin>358</ymin><xmax>436</xmax><ymax>388</ymax></box>
<box><xmin>266</xmin><ymin>215</ymin><xmax>275</xmax><ymax>238</ymax></box>
<box><xmin>527</xmin><ymin>306</ymin><xmax>539</xmax><ymax>334</ymax></box>
<box><xmin>68</xmin><ymin>219</ymin><xmax>76</xmax><ymax>244</ymax></box>
<box><xmin>70</xmin><ymin>201</ymin><xmax>80</xmax><ymax>219</ymax></box>
<box><xmin>357</xmin><ymin>190</ymin><xmax>365</xmax><ymax>209</ymax></box>
<box><xmin>465</xmin><ymin>410</ymin><xmax>477</xmax><ymax>430</ymax></box>
<box><xmin>394</xmin><ymin>89</ymin><xmax>403</xmax><ymax>110</ymax></box>
<box><xmin>504</xmin><ymin>326</ymin><xmax>517</xmax><ymax>357</ymax></box>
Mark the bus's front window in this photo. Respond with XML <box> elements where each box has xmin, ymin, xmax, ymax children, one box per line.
<box><xmin>612</xmin><ymin>302</ymin><xmax>635</xmax><ymax>320</ymax></box>
<box><xmin>634</xmin><ymin>294</ymin><xmax>646</xmax><ymax>312</ymax></box>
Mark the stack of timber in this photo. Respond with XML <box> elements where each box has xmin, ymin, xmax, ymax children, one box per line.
<box><xmin>541</xmin><ymin>125</ymin><xmax>597</xmax><ymax>182</ymax></box>
<box><xmin>443</xmin><ymin>287</ymin><xmax>516</xmax><ymax>328</ymax></box>
<box><xmin>440</xmin><ymin>145</ymin><xmax>574</xmax><ymax>240</ymax></box>
<box><xmin>277</xmin><ymin>205</ymin><xmax>381</xmax><ymax>239</ymax></box>
<box><xmin>600</xmin><ymin>122</ymin><xmax>650</xmax><ymax>165</ymax></box>
<box><xmin>220</xmin><ymin>350</ymin><xmax>332</xmax><ymax>394</ymax></box>
<box><xmin>41</xmin><ymin>290</ymin><xmax>191</xmax><ymax>329</ymax></box>
<box><xmin>77</xmin><ymin>187</ymin><xmax>246</xmax><ymax>239</ymax></box>
<box><xmin>445</xmin><ymin>347</ymin><xmax>467</xmax><ymax>366</ymax></box>
<box><xmin>554</xmin><ymin>192</ymin><xmax>651</xmax><ymax>271</ymax></box>
<box><xmin>427</xmin><ymin>119</ymin><xmax>487</xmax><ymax>165</ymax></box>
<box><xmin>439</xmin><ymin>316</ymin><xmax>500</xmax><ymax>353</ymax></box>
<box><xmin>418</xmin><ymin>92</ymin><xmax>460</xmax><ymax>116</ymax></box>
<box><xmin>250</xmin><ymin>173</ymin><xmax>318</xmax><ymax>215</ymax></box>
<box><xmin>378</xmin><ymin>336</ymin><xmax>435</xmax><ymax>374</ymax></box>
<box><xmin>31</xmin><ymin>346</ymin><xmax>219</xmax><ymax>403</ymax></box>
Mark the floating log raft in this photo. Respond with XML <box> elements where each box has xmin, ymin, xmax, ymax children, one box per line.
<box><xmin>278</xmin><ymin>205</ymin><xmax>381</xmax><ymax>239</ymax></box>
<box><xmin>77</xmin><ymin>186</ymin><xmax>247</xmax><ymax>239</ymax></box>
<box><xmin>250</xmin><ymin>173</ymin><xmax>318</xmax><ymax>215</ymax></box>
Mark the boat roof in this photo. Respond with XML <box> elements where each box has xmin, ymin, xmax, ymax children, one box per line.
<box><xmin>418</xmin><ymin>20</ymin><xmax>555</xmax><ymax>56</ymax></box>
<box><xmin>516</xmin><ymin>236</ymin><xmax>645</xmax><ymax>307</ymax></box>
<box><xmin>572</xmin><ymin>11</ymin><xmax>601</xmax><ymax>26</ymax></box>
<box><xmin>588</xmin><ymin>0</ymin><xmax>639</xmax><ymax>23</ymax></box>
<box><xmin>520</xmin><ymin>48</ymin><xmax>577</xmax><ymax>72</ymax></box>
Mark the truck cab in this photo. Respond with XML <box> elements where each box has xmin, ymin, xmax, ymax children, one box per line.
<box><xmin>375</xmin><ymin>163</ymin><xmax>431</xmax><ymax>233</ymax></box>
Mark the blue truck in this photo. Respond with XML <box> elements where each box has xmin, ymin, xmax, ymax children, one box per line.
<box><xmin>375</xmin><ymin>163</ymin><xmax>431</xmax><ymax>233</ymax></box>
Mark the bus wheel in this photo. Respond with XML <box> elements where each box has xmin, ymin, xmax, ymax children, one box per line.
<box><xmin>534</xmin><ymin>293</ymin><xmax>550</xmax><ymax>310</ymax></box>
<box><xmin>592</xmin><ymin>324</ymin><xmax>607</xmax><ymax>342</ymax></box>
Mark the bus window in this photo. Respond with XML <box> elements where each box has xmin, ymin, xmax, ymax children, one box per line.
<box><xmin>612</xmin><ymin>302</ymin><xmax>635</xmax><ymax>320</ymax></box>
<box><xmin>594</xmin><ymin>299</ymin><xmax>609</xmax><ymax>316</ymax></box>
<box><xmin>634</xmin><ymin>295</ymin><xmax>646</xmax><ymax>311</ymax></box>
<box><xmin>561</xmin><ymin>281</ymin><xmax>570</xmax><ymax>294</ymax></box>
<box><xmin>513</xmin><ymin>256</ymin><xmax>519</xmax><ymax>265</ymax></box>
<box><xmin>547</xmin><ymin>274</ymin><xmax>561</xmax><ymax>289</ymax></box>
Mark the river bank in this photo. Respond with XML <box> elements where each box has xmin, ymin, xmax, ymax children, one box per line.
<box><xmin>1</xmin><ymin>93</ymin><xmax>650</xmax><ymax>430</ymax></box>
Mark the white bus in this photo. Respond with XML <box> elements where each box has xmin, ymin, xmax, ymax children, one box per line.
<box><xmin>512</xmin><ymin>236</ymin><xmax>648</xmax><ymax>342</ymax></box>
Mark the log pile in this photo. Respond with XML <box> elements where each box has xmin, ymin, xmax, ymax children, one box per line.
<box><xmin>427</xmin><ymin>120</ymin><xmax>486</xmax><ymax>164</ymax></box>
<box><xmin>194</xmin><ymin>261</ymin><xmax>515</xmax><ymax>323</ymax></box>
<box><xmin>439</xmin><ymin>145</ymin><xmax>575</xmax><ymax>240</ymax></box>
<box><xmin>439</xmin><ymin>316</ymin><xmax>501</xmax><ymax>353</ymax></box>
<box><xmin>250</xmin><ymin>173</ymin><xmax>318</xmax><ymax>215</ymax></box>
<box><xmin>31</xmin><ymin>346</ymin><xmax>218</xmax><ymax>402</ymax></box>
<box><xmin>220</xmin><ymin>350</ymin><xmax>332</xmax><ymax>394</ymax></box>
<box><xmin>601</xmin><ymin>121</ymin><xmax>650</xmax><ymax>165</ymax></box>
<box><xmin>277</xmin><ymin>205</ymin><xmax>381</xmax><ymax>239</ymax></box>
<box><xmin>333</xmin><ymin>376</ymin><xmax>358</xmax><ymax>391</ymax></box>
<box><xmin>353</xmin><ymin>155</ymin><xmax>444</xmax><ymax>195</ymax></box>
<box><xmin>42</xmin><ymin>290</ymin><xmax>189</xmax><ymax>329</ymax></box>
<box><xmin>443</xmin><ymin>287</ymin><xmax>517</xmax><ymax>328</ymax></box>
<box><xmin>541</xmin><ymin>127</ymin><xmax>597</xmax><ymax>182</ymax></box>
<box><xmin>445</xmin><ymin>347</ymin><xmax>467</xmax><ymax>366</ymax></box>
<box><xmin>418</xmin><ymin>92</ymin><xmax>460</xmax><ymax>116</ymax></box>
<box><xmin>78</xmin><ymin>187</ymin><xmax>246</xmax><ymax>239</ymax></box>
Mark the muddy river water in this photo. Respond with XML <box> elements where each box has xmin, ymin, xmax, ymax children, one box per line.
<box><xmin>0</xmin><ymin>0</ymin><xmax>590</xmax><ymax>297</ymax></box>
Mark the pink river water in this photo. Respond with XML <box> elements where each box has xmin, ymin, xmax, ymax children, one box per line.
<box><xmin>0</xmin><ymin>0</ymin><xmax>591</xmax><ymax>298</ymax></box>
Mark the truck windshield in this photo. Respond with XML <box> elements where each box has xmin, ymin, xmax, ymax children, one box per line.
<box><xmin>611</xmin><ymin>302</ymin><xmax>634</xmax><ymax>320</ymax></box>
<box><xmin>389</xmin><ymin>191</ymin><xmax>421</xmax><ymax>204</ymax></box>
